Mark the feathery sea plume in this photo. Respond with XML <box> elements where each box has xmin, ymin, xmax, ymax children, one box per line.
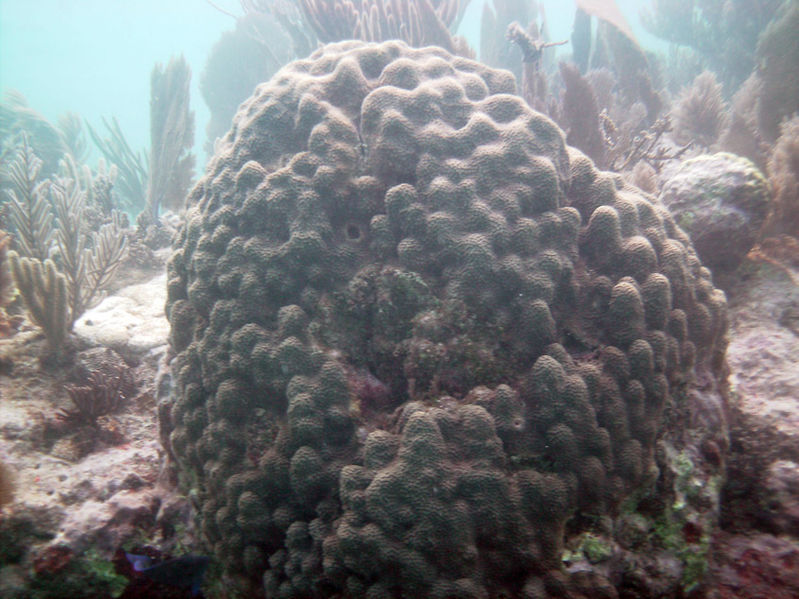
<box><xmin>0</xmin><ymin>230</ymin><xmax>15</xmax><ymax>336</ymax></box>
<box><xmin>671</xmin><ymin>70</ymin><xmax>728</xmax><ymax>148</ymax></box>
<box><xmin>4</xmin><ymin>143</ymin><xmax>127</xmax><ymax>357</ymax></box>
<box><xmin>0</xmin><ymin>90</ymin><xmax>69</xmax><ymax>178</ymax></box>
<box><xmin>559</xmin><ymin>61</ymin><xmax>607</xmax><ymax>168</ymax></box>
<box><xmin>755</xmin><ymin>2</ymin><xmax>799</xmax><ymax>143</ymax></box>
<box><xmin>3</xmin><ymin>136</ymin><xmax>54</xmax><ymax>261</ymax></box>
<box><xmin>766</xmin><ymin>114</ymin><xmax>799</xmax><ymax>236</ymax></box>
<box><xmin>298</xmin><ymin>0</ymin><xmax>466</xmax><ymax>52</ymax></box>
<box><xmin>87</xmin><ymin>116</ymin><xmax>148</xmax><ymax>211</ymax></box>
<box><xmin>718</xmin><ymin>74</ymin><xmax>768</xmax><ymax>169</ymax></box>
<box><xmin>57</xmin><ymin>366</ymin><xmax>136</xmax><ymax>428</ymax></box>
<box><xmin>8</xmin><ymin>253</ymin><xmax>69</xmax><ymax>354</ymax></box>
<box><xmin>50</xmin><ymin>173</ymin><xmax>127</xmax><ymax>328</ymax></box>
<box><xmin>144</xmin><ymin>55</ymin><xmax>195</xmax><ymax>224</ymax></box>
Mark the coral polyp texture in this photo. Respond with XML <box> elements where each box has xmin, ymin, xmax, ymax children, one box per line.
<box><xmin>164</xmin><ymin>41</ymin><xmax>729</xmax><ymax>597</ymax></box>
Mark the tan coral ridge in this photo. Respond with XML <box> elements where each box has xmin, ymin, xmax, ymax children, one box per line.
<box><xmin>0</xmin><ymin>459</ymin><xmax>15</xmax><ymax>509</ymax></box>
<box><xmin>0</xmin><ymin>230</ymin><xmax>16</xmax><ymax>337</ymax></box>
<box><xmin>163</xmin><ymin>41</ymin><xmax>729</xmax><ymax>597</ymax></box>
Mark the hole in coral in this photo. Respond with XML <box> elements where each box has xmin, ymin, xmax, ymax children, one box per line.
<box><xmin>346</xmin><ymin>223</ymin><xmax>362</xmax><ymax>241</ymax></box>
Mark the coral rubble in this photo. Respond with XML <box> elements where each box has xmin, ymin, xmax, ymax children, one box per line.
<box><xmin>163</xmin><ymin>41</ymin><xmax>729</xmax><ymax>597</ymax></box>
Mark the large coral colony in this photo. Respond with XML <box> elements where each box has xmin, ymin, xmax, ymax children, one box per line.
<box><xmin>164</xmin><ymin>41</ymin><xmax>725</xmax><ymax>597</ymax></box>
<box><xmin>1</xmin><ymin>1</ymin><xmax>798</xmax><ymax>598</ymax></box>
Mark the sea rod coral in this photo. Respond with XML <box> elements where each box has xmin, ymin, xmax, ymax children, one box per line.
<box><xmin>163</xmin><ymin>41</ymin><xmax>729</xmax><ymax>597</ymax></box>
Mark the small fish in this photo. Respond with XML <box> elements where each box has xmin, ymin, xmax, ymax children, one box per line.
<box><xmin>125</xmin><ymin>552</ymin><xmax>210</xmax><ymax>596</ymax></box>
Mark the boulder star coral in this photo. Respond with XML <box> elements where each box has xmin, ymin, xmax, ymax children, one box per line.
<box><xmin>163</xmin><ymin>41</ymin><xmax>728</xmax><ymax>597</ymax></box>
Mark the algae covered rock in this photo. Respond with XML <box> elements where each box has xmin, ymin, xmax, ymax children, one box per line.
<box><xmin>163</xmin><ymin>41</ymin><xmax>729</xmax><ymax>597</ymax></box>
<box><xmin>659</xmin><ymin>152</ymin><xmax>770</xmax><ymax>275</ymax></box>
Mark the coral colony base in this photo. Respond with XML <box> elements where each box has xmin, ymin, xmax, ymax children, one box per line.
<box><xmin>161</xmin><ymin>40</ymin><xmax>729</xmax><ymax>598</ymax></box>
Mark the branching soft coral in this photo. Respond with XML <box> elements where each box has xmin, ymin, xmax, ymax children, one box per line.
<box><xmin>5</xmin><ymin>143</ymin><xmax>127</xmax><ymax>356</ymax></box>
<box><xmin>559</xmin><ymin>62</ymin><xmax>607</xmax><ymax>168</ymax></box>
<box><xmin>719</xmin><ymin>74</ymin><xmax>769</xmax><ymax>169</ymax></box>
<box><xmin>57</xmin><ymin>366</ymin><xmax>136</xmax><ymax>428</ymax></box>
<box><xmin>766</xmin><ymin>115</ymin><xmax>799</xmax><ymax>236</ymax></box>
<box><xmin>298</xmin><ymin>0</ymin><xmax>465</xmax><ymax>53</ymax></box>
<box><xmin>671</xmin><ymin>70</ymin><xmax>727</xmax><ymax>148</ymax></box>
<box><xmin>144</xmin><ymin>56</ymin><xmax>194</xmax><ymax>223</ymax></box>
<box><xmin>200</xmin><ymin>12</ymin><xmax>292</xmax><ymax>154</ymax></box>
<box><xmin>641</xmin><ymin>0</ymin><xmax>781</xmax><ymax>91</ymax></box>
<box><xmin>756</xmin><ymin>2</ymin><xmax>799</xmax><ymax>143</ymax></box>
<box><xmin>0</xmin><ymin>230</ymin><xmax>14</xmax><ymax>337</ymax></box>
<box><xmin>0</xmin><ymin>90</ymin><xmax>69</xmax><ymax>178</ymax></box>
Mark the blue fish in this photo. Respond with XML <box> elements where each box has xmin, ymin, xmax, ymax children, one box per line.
<box><xmin>125</xmin><ymin>552</ymin><xmax>210</xmax><ymax>596</ymax></box>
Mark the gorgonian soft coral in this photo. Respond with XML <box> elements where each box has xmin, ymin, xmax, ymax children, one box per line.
<box><xmin>559</xmin><ymin>62</ymin><xmax>606</xmax><ymax>168</ymax></box>
<box><xmin>766</xmin><ymin>115</ymin><xmax>799</xmax><ymax>236</ymax></box>
<box><xmin>719</xmin><ymin>73</ymin><xmax>768</xmax><ymax>169</ymax></box>
<box><xmin>755</xmin><ymin>2</ymin><xmax>799</xmax><ymax>142</ymax></box>
<box><xmin>671</xmin><ymin>70</ymin><xmax>727</xmax><ymax>148</ymax></box>
<box><xmin>0</xmin><ymin>231</ymin><xmax>14</xmax><ymax>336</ymax></box>
<box><xmin>641</xmin><ymin>0</ymin><xmax>781</xmax><ymax>91</ymax></box>
<box><xmin>57</xmin><ymin>366</ymin><xmax>136</xmax><ymax>428</ymax></box>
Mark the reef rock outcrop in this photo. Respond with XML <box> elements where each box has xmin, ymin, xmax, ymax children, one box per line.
<box><xmin>163</xmin><ymin>41</ymin><xmax>729</xmax><ymax>597</ymax></box>
<box><xmin>659</xmin><ymin>152</ymin><xmax>770</xmax><ymax>277</ymax></box>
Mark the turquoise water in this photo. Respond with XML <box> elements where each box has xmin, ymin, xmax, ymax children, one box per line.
<box><xmin>0</xmin><ymin>0</ymin><xmax>656</xmax><ymax>167</ymax></box>
<box><xmin>0</xmin><ymin>0</ymin><xmax>230</xmax><ymax>164</ymax></box>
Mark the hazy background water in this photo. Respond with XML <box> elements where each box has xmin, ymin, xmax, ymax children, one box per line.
<box><xmin>0</xmin><ymin>0</ymin><xmax>658</xmax><ymax>169</ymax></box>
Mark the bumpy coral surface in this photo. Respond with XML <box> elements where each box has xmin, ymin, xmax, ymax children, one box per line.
<box><xmin>164</xmin><ymin>41</ymin><xmax>728</xmax><ymax>597</ymax></box>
